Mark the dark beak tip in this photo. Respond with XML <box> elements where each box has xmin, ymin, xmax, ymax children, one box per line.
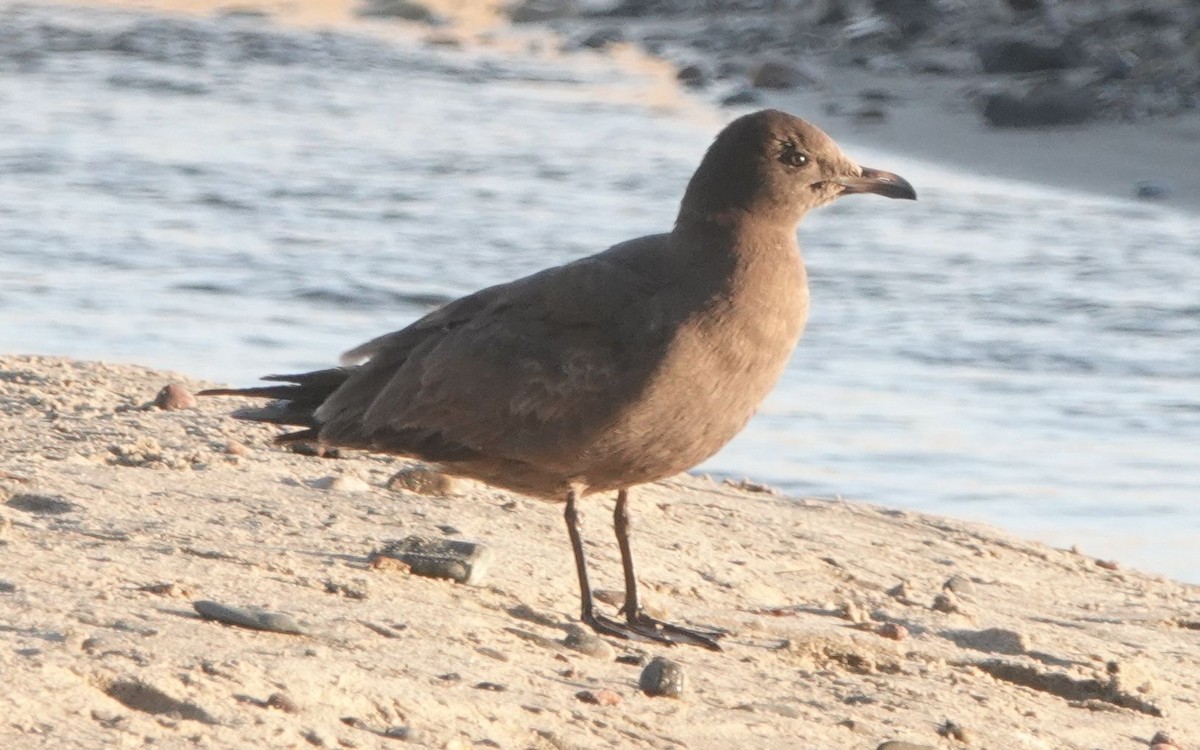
<box><xmin>843</xmin><ymin>167</ymin><xmax>917</xmax><ymax>201</ymax></box>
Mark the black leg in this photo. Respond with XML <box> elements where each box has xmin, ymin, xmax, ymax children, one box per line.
<box><xmin>612</xmin><ymin>489</ymin><xmax>725</xmax><ymax>651</ymax></box>
<box><xmin>563</xmin><ymin>488</ymin><xmax>641</xmax><ymax>641</ymax></box>
<box><xmin>613</xmin><ymin>488</ymin><xmax>641</xmax><ymax>617</ymax></box>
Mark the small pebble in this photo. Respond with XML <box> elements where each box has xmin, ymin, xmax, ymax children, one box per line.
<box><xmin>1096</xmin><ymin>558</ymin><xmax>1120</xmax><ymax>570</ymax></box>
<box><xmin>154</xmin><ymin>383</ymin><xmax>197</xmax><ymax>411</ymax></box>
<box><xmin>949</xmin><ymin>627</ymin><xmax>1028</xmax><ymax>655</ymax></box>
<box><xmin>370</xmin><ymin>535</ymin><xmax>492</xmax><ymax>585</ymax></box>
<box><xmin>576</xmin><ymin>689</ymin><xmax>621</xmax><ymax>706</ymax></box>
<box><xmin>473</xmin><ymin>682</ymin><xmax>506</xmax><ymax>692</ymax></box>
<box><xmin>932</xmin><ymin>591</ymin><xmax>963</xmax><ymax>614</ymax></box>
<box><xmin>938</xmin><ymin>719</ymin><xmax>971</xmax><ymax>743</ymax></box>
<box><xmin>224</xmin><ymin>440</ymin><xmax>249</xmax><ymax>456</ymax></box>
<box><xmin>562</xmin><ymin>625</ymin><xmax>616</xmax><ymax>660</ymax></box>
<box><xmin>193</xmin><ymin>600</ymin><xmax>309</xmax><ymax>635</ymax></box>
<box><xmin>942</xmin><ymin>575</ymin><xmax>976</xmax><ymax>596</ymax></box>
<box><xmin>387</xmin><ymin>465</ymin><xmax>460</xmax><ymax>496</ymax></box>
<box><xmin>887</xmin><ymin>580</ymin><xmax>914</xmax><ymax>603</ymax></box>
<box><xmin>265</xmin><ymin>692</ymin><xmax>299</xmax><ymax>713</ymax></box>
<box><xmin>877</xmin><ymin>623</ymin><xmax>908</xmax><ymax>641</ymax></box>
<box><xmin>639</xmin><ymin>656</ymin><xmax>685</xmax><ymax>698</ymax></box>
<box><xmin>1150</xmin><ymin>731</ymin><xmax>1178</xmax><ymax>748</ymax></box>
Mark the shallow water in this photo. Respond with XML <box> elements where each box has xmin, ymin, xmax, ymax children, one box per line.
<box><xmin>3</xmin><ymin>3</ymin><xmax>1198</xmax><ymax>581</ymax></box>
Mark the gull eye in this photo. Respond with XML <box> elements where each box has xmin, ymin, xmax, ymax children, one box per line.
<box><xmin>779</xmin><ymin>143</ymin><xmax>808</xmax><ymax>168</ymax></box>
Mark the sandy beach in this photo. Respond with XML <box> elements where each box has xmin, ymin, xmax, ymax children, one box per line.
<box><xmin>2</xmin><ymin>355</ymin><xmax>1198</xmax><ymax>748</ymax></box>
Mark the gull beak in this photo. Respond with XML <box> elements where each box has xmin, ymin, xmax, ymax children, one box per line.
<box><xmin>836</xmin><ymin>167</ymin><xmax>917</xmax><ymax>200</ymax></box>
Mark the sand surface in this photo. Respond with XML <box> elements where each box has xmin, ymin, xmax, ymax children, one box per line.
<box><xmin>2</xmin><ymin>355</ymin><xmax>1197</xmax><ymax>748</ymax></box>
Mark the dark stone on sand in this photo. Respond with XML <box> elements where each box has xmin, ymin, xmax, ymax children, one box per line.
<box><xmin>942</xmin><ymin>575</ymin><xmax>976</xmax><ymax>596</ymax></box>
<box><xmin>370</xmin><ymin>535</ymin><xmax>493</xmax><ymax>585</ymax></box>
<box><xmin>473</xmin><ymin>681</ymin><xmax>507</xmax><ymax>691</ymax></box>
<box><xmin>193</xmin><ymin>600</ymin><xmax>309</xmax><ymax>635</ymax></box>
<box><xmin>562</xmin><ymin>624</ymin><xmax>616</xmax><ymax>659</ymax></box>
<box><xmin>977</xmin><ymin>36</ymin><xmax>1084</xmax><ymax>74</ymax></box>
<box><xmin>154</xmin><ymin>383</ymin><xmax>197</xmax><ymax>411</ymax></box>
<box><xmin>877</xmin><ymin>742</ymin><xmax>935</xmax><ymax>750</ymax></box>
<box><xmin>931</xmin><ymin>590</ymin><xmax>962</xmax><ymax>614</ymax></box>
<box><xmin>100</xmin><ymin>678</ymin><xmax>218</xmax><ymax>724</ymax></box>
<box><xmin>938</xmin><ymin>720</ymin><xmax>971</xmax><ymax>743</ymax></box>
<box><xmin>576</xmin><ymin>688</ymin><xmax>621</xmax><ymax>705</ymax></box>
<box><xmin>6</xmin><ymin>493</ymin><xmax>80</xmax><ymax>515</ymax></box>
<box><xmin>946</xmin><ymin>627</ymin><xmax>1028</xmax><ymax>655</ymax></box>
<box><xmin>877</xmin><ymin>622</ymin><xmax>908</xmax><ymax>640</ymax></box>
<box><xmin>982</xmin><ymin>86</ymin><xmax>1097</xmax><ymax>128</ymax></box>
<box><xmin>266</xmin><ymin>692</ymin><xmax>300</xmax><ymax>713</ymax></box>
<box><xmin>639</xmin><ymin>656</ymin><xmax>685</xmax><ymax>697</ymax></box>
<box><xmin>0</xmin><ymin>581</ymin><xmax>15</xmax><ymax>593</ymax></box>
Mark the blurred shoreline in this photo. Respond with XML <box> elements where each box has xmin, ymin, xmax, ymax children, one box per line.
<box><xmin>69</xmin><ymin>0</ymin><xmax>1200</xmax><ymax>213</ymax></box>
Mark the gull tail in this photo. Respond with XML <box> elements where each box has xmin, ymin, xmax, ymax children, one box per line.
<box><xmin>198</xmin><ymin>367</ymin><xmax>351</xmax><ymax>445</ymax></box>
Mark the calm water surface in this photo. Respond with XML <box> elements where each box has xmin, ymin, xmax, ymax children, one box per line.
<box><xmin>3</xmin><ymin>3</ymin><xmax>1198</xmax><ymax>580</ymax></box>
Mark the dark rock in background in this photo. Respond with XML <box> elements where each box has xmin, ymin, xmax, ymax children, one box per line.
<box><xmin>977</xmin><ymin>36</ymin><xmax>1085</xmax><ymax>74</ymax></box>
<box><xmin>675</xmin><ymin>62</ymin><xmax>707</xmax><ymax>88</ymax></box>
<box><xmin>982</xmin><ymin>84</ymin><xmax>1097</xmax><ymax>127</ymax></box>
<box><xmin>750</xmin><ymin>59</ymin><xmax>819</xmax><ymax>90</ymax></box>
